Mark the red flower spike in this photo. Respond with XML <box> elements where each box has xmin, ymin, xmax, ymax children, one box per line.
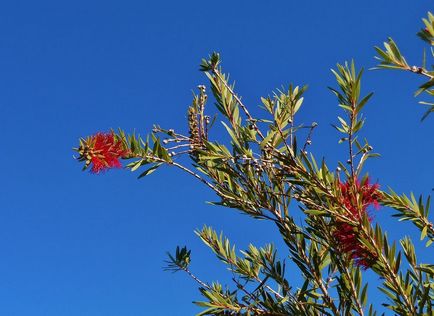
<box><xmin>333</xmin><ymin>177</ymin><xmax>381</xmax><ymax>269</ymax></box>
<box><xmin>78</xmin><ymin>132</ymin><xmax>129</xmax><ymax>174</ymax></box>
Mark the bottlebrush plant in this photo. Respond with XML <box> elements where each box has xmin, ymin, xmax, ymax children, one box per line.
<box><xmin>75</xmin><ymin>12</ymin><xmax>434</xmax><ymax>316</ymax></box>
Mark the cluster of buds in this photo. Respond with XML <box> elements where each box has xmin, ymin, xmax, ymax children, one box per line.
<box><xmin>333</xmin><ymin>177</ymin><xmax>381</xmax><ymax>268</ymax></box>
<box><xmin>262</xmin><ymin>142</ymin><xmax>275</xmax><ymax>160</ymax></box>
<box><xmin>75</xmin><ymin>132</ymin><xmax>129</xmax><ymax>173</ymax></box>
<box><xmin>238</xmin><ymin>155</ymin><xmax>269</xmax><ymax>173</ymax></box>
<box><xmin>188</xmin><ymin>105</ymin><xmax>202</xmax><ymax>161</ymax></box>
<box><xmin>187</xmin><ymin>86</ymin><xmax>209</xmax><ymax>162</ymax></box>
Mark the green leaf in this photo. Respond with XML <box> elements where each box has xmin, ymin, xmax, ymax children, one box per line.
<box><xmin>420</xmin><ymin>226</ymin><xmax>428</xmax><ymax>240</ymax></box>
<box><xmin>138</xmin><ymin>163</ymin><xmax>163</xmax><ymax>179</ymax></box>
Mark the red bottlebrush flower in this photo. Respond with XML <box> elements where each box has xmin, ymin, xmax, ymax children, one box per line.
<box><xmin>333</xmin><ymin>177</ymin><xmax>381</xmax><ymax>268</ymax></box>
<box><xmin>76</xmin><ymin>132</ymin><xmax>129</xmax><ymax>174</ymax></box>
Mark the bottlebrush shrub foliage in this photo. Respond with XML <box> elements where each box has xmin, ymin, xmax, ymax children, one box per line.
<box><xmin>75</xmin><ymin>12</ymin><xmax>434</xmax><ymax>316</ymax></box>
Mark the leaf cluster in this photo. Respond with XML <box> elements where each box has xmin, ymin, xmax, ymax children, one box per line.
<box><xmin>375</xmin><ymin>12</ymin><xmax>434</xmax><ymax>120</ymax></box>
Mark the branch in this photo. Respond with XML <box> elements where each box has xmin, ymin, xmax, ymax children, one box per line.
<box><xmin>212</xmin><ymin>68</ymin><xmax>265</xmax><ymax>140</ymax></box>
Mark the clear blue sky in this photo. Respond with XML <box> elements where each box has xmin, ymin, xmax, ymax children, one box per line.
<box><xmin>0</xmin><ymin>1</ymin><xmax>433</xmax><ymax>315</ymax></box>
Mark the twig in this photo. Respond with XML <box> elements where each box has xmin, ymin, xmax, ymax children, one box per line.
<box><xmin>408</xmin><ymin>65</ymin><xmax>434</xmax><ymax>80</ymax></box>
<box><xmin>302</xmin><ymin>123</ymin><xmax>318</xmax><ymax>152</ymax></box>
<box><xmin>213</xmin><ymin>69</ymin><xmax>265</xmax><ymax>139</ymax></box>
<box><xmin>182</xmin><ymin>267</ymin><xmax>211</xmax><ymax>290</ymax></box>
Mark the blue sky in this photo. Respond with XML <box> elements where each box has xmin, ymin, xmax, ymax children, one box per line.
<box><xmin>0</xmin><ymin>1</ymin><xmax>433</xmax><ymax>315</ymax></box>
